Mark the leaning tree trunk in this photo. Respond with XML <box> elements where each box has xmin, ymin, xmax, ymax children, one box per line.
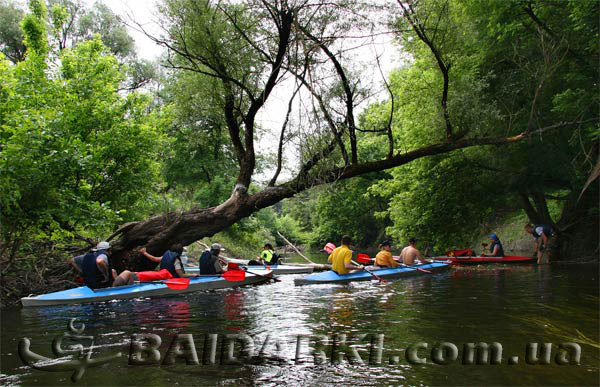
<box><xmin>553</xmin><ymin>184</ymin><xmax>599</xmax><ymax>262</ymax></box>
<box><xmin>107</xmin><ymin>186</ymin><xmax>297</xmax><ymax>271</ymax></box>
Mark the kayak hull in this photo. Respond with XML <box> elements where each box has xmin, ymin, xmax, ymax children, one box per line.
<box><xmin>185</xmin><ymin>264</ymin><xmax>313</xmax><ymax>275</ymax></box>
<box><xmin>294</xmin><ymin>262</ymin><xmax>450</xmax><ymax>285</ymax></box>
<box><xmin>432</xmin><ymin>255</ymin><xmax>536</xmax><ymax>265</ymax></box>
<box><xmin>21</xmin><ymin>270</ymin><xmax>273</xmax><ymax>307</ymax></box>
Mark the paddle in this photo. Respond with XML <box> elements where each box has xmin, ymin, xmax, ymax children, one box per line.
<box><xmin>228</xmin><ymin>263</ymin><xmax>280</xmax><ymax>282</ymax></box>
<box><xmin>323</xmin><ymin>243</ymin><xmax>336</xmax><ymax>254</ymax></box>
<box><xmin>324</xmin><ymin>244</ymin><xmax>386</xmax><ymax>282</ymax></box>
<box><xmin>357</xmin><ymin>253</ymin><xmax>432</xmax><ymax>274</ymax></box>
<box><xmin>137</xmin><ymin>278</ymin><xmax>191</xmax><ymax>290</ymax></box>
<box><xmin>351</xmin><ymin>254</ymin><xmax>387</xmax><ymax>282</ymax></box>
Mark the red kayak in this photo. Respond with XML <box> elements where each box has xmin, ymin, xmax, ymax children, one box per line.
<box><xmin>432</xmin><ymin>255</ymin><xmax>536</xmax><ymax>265</ymax></box>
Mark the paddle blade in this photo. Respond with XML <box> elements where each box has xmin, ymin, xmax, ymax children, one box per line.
<box><xmin>356</xmin><ymin>253</ymin><xmax>371</xmax><ymax>264</ymax></box>
<box><xmin>324</xmin><ymin>243</ymin><xmax>336</xmax><ymax>254</ymax></box>
<box><xmin>227</xmin><ymin>263</ymin><xmax>241</xmax><ymax>270</ymax></box>
<box><xmin>164</xmin><ymin>278</ymin><xmax>190</xmax><ymax>290</ymax></box>
<box><xmin>223</xmin><ymin>270</ymin><xmax>246</xmax><ymax>282</ymax></box>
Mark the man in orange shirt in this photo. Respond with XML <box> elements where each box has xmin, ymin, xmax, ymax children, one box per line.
<box><xmin>328</xmin><ymin>235</ymin><xmax>364</xmax><ymax>275</ymax></box>
<box><xmin>375</xmin><ymin>240</ymin><xmax>398</xmax><ymax>268</ymax></box>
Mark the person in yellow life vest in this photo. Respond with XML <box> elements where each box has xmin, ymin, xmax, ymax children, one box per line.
<box><xmin>328</xmin><ymin>235</ymin><xmax>364</xmax><ymax>275</ymax></box>
<box><xmin>375</xmin><ymin>240</ymin><xmax>398</xmax><ymax>268</ymax></box>
<box><xmin>257</xmin><ymin>243</ymin><xmax>279</xmax><ymax>265</ymax></box>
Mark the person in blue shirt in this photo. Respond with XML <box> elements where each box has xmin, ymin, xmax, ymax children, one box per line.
<box><xmin>481</xmin><ymin>234</ymin><xmax>504</xmax><ymax>257</ymax></box>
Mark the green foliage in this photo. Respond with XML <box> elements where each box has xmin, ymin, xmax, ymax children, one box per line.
<box><xmin>0</xmin><ymin>22</ymin><xmax>163</xmax><ymax>247</ymax></box>
<box><xmin>0</xmin><ymin>0</ymin><xmax>26</xmax><ymax>62</ymax></box>
<box><xmin>20</xmin><ymin>0</ymin><xmax>48</xmax><ymax>57</ymax></box>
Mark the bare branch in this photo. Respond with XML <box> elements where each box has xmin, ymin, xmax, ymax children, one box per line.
<box><xmin>398</xmin><ymin>0</ymin><xmax>453</xmax><ymax>139</ymax></box>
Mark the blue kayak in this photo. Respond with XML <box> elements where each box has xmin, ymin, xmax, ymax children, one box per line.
<box><xmin>21</xmin><ymin>269</ymin><xmax>273</xmax><ymax>307</ymax></box>
<box><xmin>184</xmin><ymin>264</ymin><xmax>313</xmax><ymax>275</ymax></box>
<box><xmin>294</xmin><ymin>262</ymin><xmax>450</xmax><ymax>285</ymax></box>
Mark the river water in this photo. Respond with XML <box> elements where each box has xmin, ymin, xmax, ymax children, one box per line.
<box><xmin>1</xmin><ymin>263</ymin><xmax>598</xmax><ymax>386</ymax></box>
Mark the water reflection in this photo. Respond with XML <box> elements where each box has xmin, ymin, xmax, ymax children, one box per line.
<box><xmin>1</xmin><ymin>265</ymin><xmax>598</xmax><ymax>386</ymax></box>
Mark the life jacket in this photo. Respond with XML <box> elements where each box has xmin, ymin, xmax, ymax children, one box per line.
<box><xmin>532</xmin><ymin>224</ymin><xmax>553</xmax><ymax>238</ymax></box>
<box><xmin>199</xmin><ymin>250</ymin><xmax>217</xmax><ymax>275</ymax></box>
<box><xmin>159</xmin><ymin>250</ymin><xmax>184</xmax><ymax>278</ymax></box>
<box><xmin>82</xmin><ymin>249</ymin><xmax>112</xmax><ymax>289</ymax></box>
<box><xmin>490</xmin><ymin>240</ymin><xmax>504</xmax><ymax>257</ymax></box>
<box><xmin>261</xmin><ymin>249</ymin><xmax>274</xmax><ymax>263</ymax></box>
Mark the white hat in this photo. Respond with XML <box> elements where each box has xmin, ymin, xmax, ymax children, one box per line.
<box><xmin>95</xmin><ymin>241</ymin><xmax>110</xmax><ymax>250</ymax></box>
<box><xmin>211</xmin><ymin>243</ymin><xmax>224</xmax><ymax>251</ymax></box>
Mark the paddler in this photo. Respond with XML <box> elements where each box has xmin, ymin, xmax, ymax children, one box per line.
<box><xmin>328</xmin><ymin>235</ymin><xmax>364</xmax><ymax>274</ymax></box>
<box><xmin>524</xmin><ymin>223</ymin><xmax>553</xmax><ymax>264</ymax></box>
<box><xmin>140</xmin><ymin>244</ymin><xmax>192</xmax><ymax>278</ymax></box>
<box><xmin>256</xmin><ymin>243</ymin><xmax>279</xmax><ymax>265</ymax></box>
<box><xmin>80</xmin><ymin>241</ymin><xmax>117</xmax><ymax>289</ymax></box>
<box><xmin>374</xmin><ymin>240</ymin><xmax>398</xmax><ymax>268</ymax></box>
<box><xmin>399</xmin><ymin>237</ymin><xmax>429</xmax><ymax>265</ymax></box>
<box><xmin>108</xmin><ymin>244</ymin><xmax>193</xmax><ymax>286</ymax></box>
<box><xmin>481</xmin><ymin>234</ymin><xmax>504</xmax><ymax>257</ymax></box>
<box><xmin>199</xmin><ymin>243</ymin><xmax>227</xmax><ymax>275</ymax></box>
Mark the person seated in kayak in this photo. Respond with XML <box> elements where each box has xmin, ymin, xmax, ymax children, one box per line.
<box><xmin>524</xmin><ymin>223</ymin><xmax>553</xmax><ymax>264</ymax></box>
<box><xmin>80</xmin><ymin>241</ymin><xmax>130</xmax><ymax>289</ymax></box>
<box><xmin>374</xmin><ymin>240</ymin><xmax>398</xmax><ymax>268</ymax></box>
<box><xmin>256</xmin><ymin>243</ymin><xmax>280</xmax><ymax>265</ymax></box>
<box><xmin>81</xmin><ymin>241</ymin><xmax>119</xmax><ymax>289</ymax></box>
<box><xmin>481</xmin><ymin>234</ymin><xmax>504</xmax><ymax>257</ymax></box>
<box><xmin>399</xmin><ymin>237</ymin><xmax>429</xmax><ymax>265</ymax></box>
<box><xmin>199</xmin><ymin>243</ymin><xmax>227</xmax><ymax>275</ymax></box>
<box><xmin>140</xmin><ymin>244</ymin><xmax>191</xmax><ymax>278</ymax></box>
<box><xmin>328</xmin><ymin>235</ymin><xmax>364</xmax><ymax>275</ymax></box>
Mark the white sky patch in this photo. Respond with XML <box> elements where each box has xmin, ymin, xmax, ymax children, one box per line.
<box><xmin>95</xmin><ymin>0</ymin><xmax>402</xmax><ymax>184</ymax></box>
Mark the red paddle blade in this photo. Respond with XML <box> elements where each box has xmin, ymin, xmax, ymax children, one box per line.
<box><xmin>163</xmin><ymin>278</ymin><xmax>190</xmax><ymax>290</ymax></box>
<box><xmin>227</xmin><ymin>263</ymin><xmax>241</xmax><ymax>270</ymax></box>
<box><xmin>356</xmin><ymin>254</ymin><xmax>371</xmax><ymax>264</ymax></box>
<box><xmin>324</xmin><ymin>243</ymin><xmax>336</xmax><ymax>253</ymax></box>
<box><xmin>222</xmin><ymin>270</ymin><xmax>246</xmax><ymax>282</ymax></box>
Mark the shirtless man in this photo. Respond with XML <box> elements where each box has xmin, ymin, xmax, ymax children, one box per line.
<box><xmin>399</xmin><ymin>237</ymin><xmax>429</xmax><ymax>265</ymax></box>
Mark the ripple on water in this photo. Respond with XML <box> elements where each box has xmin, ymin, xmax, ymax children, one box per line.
<box><xmin>1</xmin><ymin>265</ymin><xmax>598</xmax><ymax>386</ymax></box>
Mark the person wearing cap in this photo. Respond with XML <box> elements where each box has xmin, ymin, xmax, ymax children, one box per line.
<box><xmin>328</xmin><ymin>235</ymin><xmax>364</xmax><ymax>275</ymax></box>
<box><xmin>524</xmin><ymin>223</ymin><xmax>553</xmax><ymax>264</ymax></box>
<box><xmin>81</xmin><ymin>241</ymin><xmax>117</xmax><ymax>289</ymax></box>
<box><xmin>481</xmin><ymin>234</ymin><xmax>504</xmax><ymax>257</ymax></box>
<box><xmin>374</xmin><ymin>240</ymin><xmax>398</xmax><ymax>268</ymax></box>
<box><xmin>199</xmin><ymin>243</ymin><xmax>227</xmax><ymax>275</ymax></box>
<box><xmin>399</xmin><ymin>237</ymin><xmax>428</xmax><ymax>266</ymax></box>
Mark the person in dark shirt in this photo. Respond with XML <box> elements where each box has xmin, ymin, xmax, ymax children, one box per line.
<box><xmin>199</xmin><ymin>243</ymin><xmax>227</xmax><ymax>275</ymax></box>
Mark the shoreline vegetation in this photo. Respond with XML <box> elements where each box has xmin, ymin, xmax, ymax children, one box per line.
<box><xmin>1</xmin><ymin>1</ymin><xmax>597</xmax><ymax>307</ymax></box>
<box><xmin>2</xmin><ymin>212</ymin><xmax>598</xmax><ymax>308</ymax></box>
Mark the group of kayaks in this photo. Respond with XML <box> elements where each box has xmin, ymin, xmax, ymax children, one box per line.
<box><xmin>21</xmin><ymin>254</ymin><xmax>535</xmax><ymax>307</ymax></box>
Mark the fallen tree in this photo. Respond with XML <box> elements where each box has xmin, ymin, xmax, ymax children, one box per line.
<box><xmin>107</xmin><ymin>0</ymin><xmax>594</xmax><ymax>269</ymax></box>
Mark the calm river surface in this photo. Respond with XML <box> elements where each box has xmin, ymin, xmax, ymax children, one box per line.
<box><xmin>1</xmin><ymin>263</ymin><xmax>598</xmax><ymax>386</ymax></box>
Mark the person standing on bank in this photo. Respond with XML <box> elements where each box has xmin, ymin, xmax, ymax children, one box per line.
<box><xmin>199</xmin><ymin>243</ymin><xmax>227</xmax><ymax>275</ymax></box>
<box><xmin>328</xmin><ymin>235</ymin><xmax>364</xmax><ymax>275</ymax></box>
<box><xmin>481</xmin><ymin>234</ymin><xmax>505</xmax><ymax>257</ymax></box>
<box><xmin>524</xmin><ymin>224</ymin><xmax>553</xmax><ymax>264</ymax></box>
